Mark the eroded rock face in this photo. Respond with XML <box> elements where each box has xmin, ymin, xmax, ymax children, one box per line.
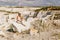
<box><xmin>0</xmin><ymin>7</ymin><xmax>60</xmax><ymax>40</ymax></box>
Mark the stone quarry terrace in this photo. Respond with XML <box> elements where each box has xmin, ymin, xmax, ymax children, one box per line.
<box><xmin>0</xmin><ymin>7</ymin><xmax>60</xmax><ymax>40</ymax></box>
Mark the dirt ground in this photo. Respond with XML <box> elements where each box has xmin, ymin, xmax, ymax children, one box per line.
<box><xmin>0</xmin><ymin>32</ymin><xmax>40</xmax><ymax>40</ymax></box>
<box><xmin>0</xmin><ymin>28</ymin><xmax>60</xmax><ymax>40</ymax></box>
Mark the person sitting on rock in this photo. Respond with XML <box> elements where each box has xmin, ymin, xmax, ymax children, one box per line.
<box><xmin>16</xmin><ymin>13</ymin><xmax>25</xmax><ymax>26</ymax></box>
<box><xmin>16</xmin><ymin>13</ymin><xmax>23</xmax><ymax>22</ymax></box>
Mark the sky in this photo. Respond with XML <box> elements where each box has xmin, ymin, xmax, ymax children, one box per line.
<box><xmin>0</xmin><ymin>0</ymin><xmax>60</xmax><ymax>6</ymax></box>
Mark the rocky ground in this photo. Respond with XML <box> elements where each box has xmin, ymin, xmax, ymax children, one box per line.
<box><xmin>0</xmin><ymin>20</ymin><xmax>60</xmax><ymax>40</ymax></box>
<box><xmin>0</xmin><ymin>32</ymin><xmax>39</xmax><ymax>40</ymax></box>
<box><xmin>0</xmin><ymin>26</ymin><xmax>60</xmax><ymax>40</ymax></box>
<box><xmin>0</xmin><ymin>7</ymin><xmax>60</xmax><ymax>40</ymax></box>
